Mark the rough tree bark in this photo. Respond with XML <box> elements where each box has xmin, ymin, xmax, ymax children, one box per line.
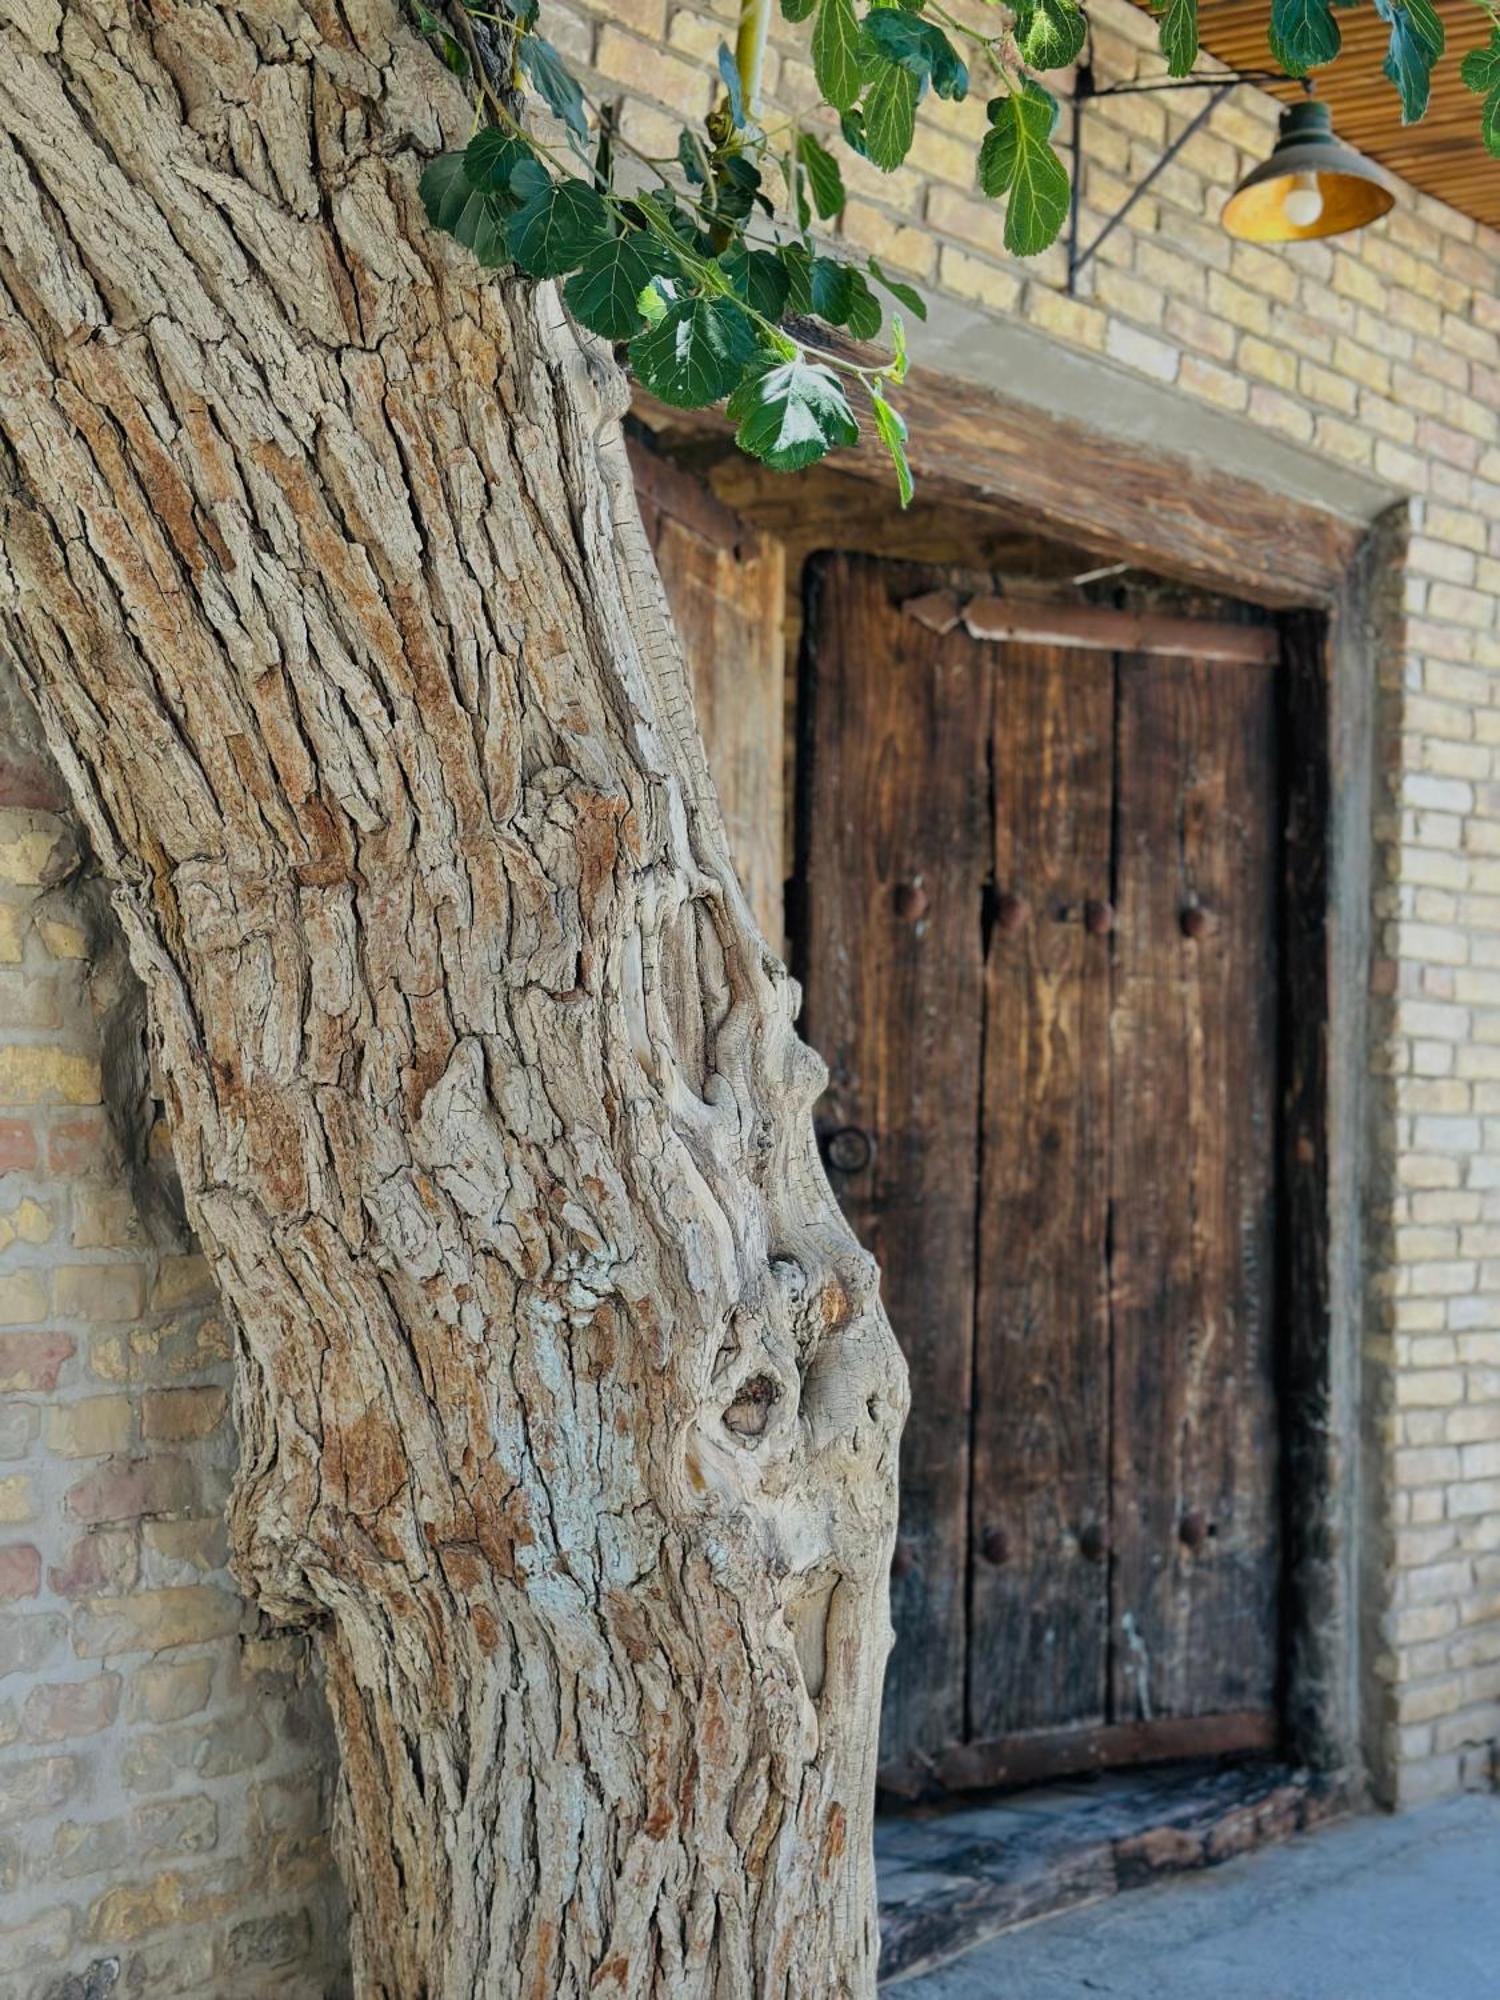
<box><xmin>0</xmin><ymin>3</ymin><xmax>907</xmax><ymax>1993</ymax></box>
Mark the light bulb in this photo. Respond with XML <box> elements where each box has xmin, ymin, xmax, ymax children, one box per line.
<box><xmin>1281</xmin><ymin>172</ymin><xmax>1324</xmax><ymax>229</ymax></box>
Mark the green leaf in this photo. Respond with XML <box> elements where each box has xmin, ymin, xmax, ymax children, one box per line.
<box><xmin>813</xmin><ymin>0</ymin><xmax>866</xmax><ymax>112</ymax></box>
<box><xmin>677</xmin><ymin>128</ymin><xmax>710</xmax><ymax>185</ymax></box>
<box><xmin>714</xmin><ymin>153</ymin><xmax>764</xmax><ymax>224</ymax></box>
<box><xmin>863</xmin><ymin>60</ymin><xmax>920</xmax><ymax>169</ymax></box>
<box><xmin>1461</xmin><ymin>31</ymin><xmax>1500</xmax><ymax>156</ymax></box>
<box><xmin>412</xmin><ymin>6</ymin><xmax>471</xmax><ymax>77</ymax></box>
<box><xmin>630</xmin><ymin>295</ymin><xmax>759</xmax><ymax>408</ymax></box>
<box><xmin>1374</xmin><ymin>0</ymin><xmax>1443</xmax><ymax>122</ymax></box>
<box><xmin>420</xmin><ymin>153</ymin><xmax>513</xmax><ymax>266</ymax></box>
<box><xmin>843</xmin><ymin>267</ymin><xmax>883</xmax><ymax>340</ymax></box>
<box><xmin>780</xmin><ymin>241</ymin><xmax>814</xmax><ymax>314</ymax></box>
<box><xmin>980</xmin><ymin>86</ymin><xmax>1070</xmax><ymax>257</ymax></box>
<box><xmin>421</xmin><ymin>152</ymin><xmax>471</xmax><ymax>228</ymax></box>
<box><xmin>870</xmin><ymin>386</ymin><xmax>913</xmax><ymax>506</ymax></box>
<box><xmin>720</xmin><ymin>246</ymin><xmax>793</xmax><ymax>318</ymax></box>
<box><xmin>1460</xmin><ymin>30</ymin><xmax>1500</xmax><ymax>94</ymax></box>
<box><xmin>861</xmin><ymin>11</ymin><xmax>969</xmax><ymax>98</ymax></box>
<box><xmin>868</xmin><ymin>256</ymin><xmax>928</xmax><ymax>320</ymax></box>
<box><xmin>464</xmin><ymin>129</ymin><xmax>530</xmax><ymax>192</ymax></box>
<box><xmin>809</xmin><ymin>255</ymin><xmax>853</xmax><ymax>323</ymax></box>
<box><xmin>718</xmin><ymin>41</ymin><xmax>747</xmax><ymax>127</ymax></box>
<box><xmin>727</xmin><ymin>357</ymin><xmax>860</xmax><ymax>470</ymax></box>
<box><xmin>507</xmin><ymin>179</ymin><xmax>612</xmax><ymax>278</ymax></box>
<box><xmin>1015</xmin><ymin>0</ymin><xmax>1089</xmax><ymax>73</ymax></box>
<box><xmin>1268</xmin><ymin>0</ymin><xmax>1341</xmax><ymax>73</ymax></box>
<box><xmin>1154</xmin><ymin>0</ymin><xmax>1199</xmax><ymax>77</ymax></box>
<box><xmin>889</xmin><ymin>310</ymin><xmax>909</xmax><ymax>382</ymax></box>
<box><xmin>782</xmin><ymin>0</ymin><xmax>817</xmax><ymax>18</ymax></box>
<box><xmin>804</xmin><ymin>256</ymin><xmax>882</xmax><ymax>338</ymax></box>
<box><xmin>520</xmin><ymin>36</ymin><xmax>589</xmax><ymax>145</ymax></box>
<box><xmin>637</xmin><ymin>277</ymin><xmax>671</xmax><ymax>326</ymax></box>
<box><xmin>565</xmin><ymin>234</ymin><xmax>668</xmax><ymax>340</ymax></box>
<box><xmin>797</xmin><ymin>132</ymin><xmax>847</xmax><ymax>219</ymax></box>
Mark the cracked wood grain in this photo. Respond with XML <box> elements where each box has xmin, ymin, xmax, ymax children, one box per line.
<box><xmin>0</xmin><ymin>3</ymin><xmax>907</xmax><ymax>1993</ymax></box>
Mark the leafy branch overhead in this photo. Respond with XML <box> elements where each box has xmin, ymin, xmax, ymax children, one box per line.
<box><xmin>413</xmin><ymin>0</ymin><xmax>1495</xmax><ymax>505</ymax></box>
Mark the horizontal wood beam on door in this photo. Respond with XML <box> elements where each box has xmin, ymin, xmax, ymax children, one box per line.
<box><xmin>912</xmin><ymin>593</ymin><xmax>1281</xmax><ymax>662</ymax></box>
<box><xmin>881</xmin><ymin>1710</ymin><xmax>1281</xmax><ymax>1799</ymax></box>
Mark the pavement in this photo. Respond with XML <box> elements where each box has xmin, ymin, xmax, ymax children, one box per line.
<box><xmin>891</xmin><ymin>1790</ymin><xmax>1500</xmax><ymax>1999</ymax></box>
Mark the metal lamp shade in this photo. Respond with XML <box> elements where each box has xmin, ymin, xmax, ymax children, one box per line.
<box><xmin>1221</xmin><ymin>100</ymin><xmax>1398</xmax><ymax>243</ymax></box>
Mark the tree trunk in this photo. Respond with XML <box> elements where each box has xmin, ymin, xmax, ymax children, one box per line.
<box><xmin>0</xmin><ymin>4</ymin><xmax>907</xmax><ymax>1994</ymax></box>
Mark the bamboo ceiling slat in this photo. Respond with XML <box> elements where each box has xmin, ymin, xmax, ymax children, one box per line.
<box><xmin>1131</xmin><ymin>0</ymin><xmax>1500</xmax><ymax>227</ymax></box>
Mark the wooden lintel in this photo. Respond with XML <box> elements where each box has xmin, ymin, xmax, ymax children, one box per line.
<box><xmin>955</xmin><ymin>597</ymin><xmax>1281</xmax><ymax>663</ymax></box>
<box><xmin>634</xmin><ymin>365</ymin><xmax>1365</xmax><ymax>610</ymax></box>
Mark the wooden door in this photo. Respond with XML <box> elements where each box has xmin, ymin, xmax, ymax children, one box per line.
<box><xmin>631</xmin><ymin>439</ymin><xmax>785</xmax><ymax>947</ymax></box>
<box><xmin>798</xmin><ymin>556</ymin><xmax>1285</xmax><ymax>1791</ymax></box>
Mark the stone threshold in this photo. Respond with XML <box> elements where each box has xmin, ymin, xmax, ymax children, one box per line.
<box><xmin>876</xmin><ymin>1757</ymin><xmax>1350</xmax><ymax>1986</ymax></box>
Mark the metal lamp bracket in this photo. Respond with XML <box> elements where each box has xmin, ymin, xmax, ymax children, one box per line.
<box><xmin>1066</xmin><ymin>64</ymin><xmax>1308</xmax><ymax>294</ymax></box>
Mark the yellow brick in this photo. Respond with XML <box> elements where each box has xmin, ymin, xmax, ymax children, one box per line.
<box><xmin>0</xmin><ymin>1197</ymin><xmax>52</xmax><ymax>1250</ymax></box>
<box><xmin>1248</xmin><ymin>383</ymin><xmax>1314</xmax><ymax>444</ymax></box>
<box><xmin>43</xmin><ymin>1395</ymin><xmax>134</xmax><ymax>1458</ymax></box>
<box><xmin>596</xmin><ymin>26</ymin><xmax>712</xmax><ymax>120</ymax></box>
<box><xmin>0</xmin><ymin>1475</ymin><xmax>34</xmax><ymax>1523</ymax></box>
<box><xmin>839</xmin><ymin>201</ymin><xmax>936</xmax><ymax>278</ymax></box>
<box><xmin>905</xmin><ymin>121</ymin><xmax>978</xmax><ymax>188</ymax></box>
<box><xmin>1024</xmin><ymin>284</ymin><xmax>1107</xmax><ymax>352</ymax></box>
<box><xmin>937</xmin><ymin>245</ymin><xmax>1021</xmax><ymax>314</ymax></box>
<box><xmin>36</xmin><ymin>918</ymin><xmax>86</xmax><ymax>960</ymax></box>
<box><xmin>1238</xmin><ymin>337</ymin><xmax>1297</xmax><ymax>391</ymax></box>
<box><xmin>1179</xmin><ymin>352</ymin><xmax>1250</xmax><ymax>413</ymax></box>
<box><xmin>1206</xmin><ymin>271</ymin><xmax>1270</xmax><ymax>337</ymax></box>
<box><xmin>72</xmin><ymin>1585</ymin><xmax>242</xmax><ymax>1658</ymax></box>
<box><xmin>0</xmin><ymin>906</ymin><xmax>22</xmax><ymax>965</ymax></box>
<box><xmin>1314</xmin><ymin>415</ymin><xmax>1375</xmax><ymax>468</ymax></box>
<box><xmin>0</xmin><ymin>813</ymin><xmax>71</xmax><ymax>888</ymax></box>
<box><xmin>141</xmin><ymin>1387</ymin><xmax>228</xmax><ymax>1443</ymax></box>
<box><xmin>926</xmin><ymin>182</ymin><xmax>1008</xmax><ymax>258</ymax></box>
<box><xmin>1164</xmin><ymin>300</ymin><xmax>1235</xmax><ymax>363</ymax></box>
<box><xmin>0</xmin><ymin>1271</ymin><xmax>48</xmax><ymax>1326</ymax></box>
<box><xmin>1299</xmin><ymin>359</ymin><xmax>1358</xmax><ymax>416</ymax></box>
<box><xmin>53</xmin><ymin>1263</ymin><xmax>147</xmax><ymax>1323</ymax></box>
<box><xmin>0</xmin><ymin>1045</ymin><xmax>101</xmax><ymax>1106</ymax></box>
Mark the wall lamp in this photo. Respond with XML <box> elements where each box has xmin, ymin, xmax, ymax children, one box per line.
<box><xmin>1066</xmin><ymin>67</ymin><xmax>1400</xmax><ymax>293</ymax></box>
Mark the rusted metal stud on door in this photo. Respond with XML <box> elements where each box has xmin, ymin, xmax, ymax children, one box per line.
<box><xmin>823</xmin><ymin>1126</ymin><xmax>873</xmax><ymax>1175</ymax></box>
<box><xmin>893</xmin><ymin>880</ymin><xmax>929</xmax><ymax>921</ymax></box>
<box><xmin>1079</xmin><ymin>1522</ymin><xmax>1107</xmax><ymax>1561</ymax></box>
<box><xmin>1084</xmin><ymin>899</ymin><xmax>1115</xmax><ymax>936</ymax></box>
<box><xmin>979</xmin><ymin>1525</ymin><xmax>1011</xmax><ymax>1565</ymax></box>
<box><xmin>995</xmin><ymin>891</ymin><xmax>1030</xmax><ymax>933</ymax></box>
<box><xmin>1180</xmin><ymin>904</ymin><xmax>1218</xmax><ymax>940</ymax></box>
<box><xmin>1179</xmin><ymin>1511</ymin><xmax>1209</xmax><ymax>1550</ymax></box>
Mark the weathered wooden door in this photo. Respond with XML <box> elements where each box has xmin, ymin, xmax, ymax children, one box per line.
<box><xmin>799</xmin><ymin>556</ymin><xmax>1285</xmax><ymax>1791</ymax></box>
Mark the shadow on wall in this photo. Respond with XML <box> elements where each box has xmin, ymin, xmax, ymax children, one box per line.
<box><xmin>0</xmin><ymin>661</ymin><xmax>347</xmax><ymax>1999</ymax></box>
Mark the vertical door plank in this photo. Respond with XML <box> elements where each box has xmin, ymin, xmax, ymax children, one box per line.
<box><xmin>968</xmin><ymin>644</ymin><xmax>1115</xmax><ymax>1742</ymax></box>
<box><xmin>631</xmin><ymin>442</ymin><xmax>787</xmax><ymax>949</ymax></box>
<box><xmin>1110</xmin><ymin>655</ymin><xmax>1281</xmax><ymax>1724</ymax></box>
<box><xmin>798</xmin><ymin>557</ymin><xmax>990</xmax><ymax>1775</ymax></box>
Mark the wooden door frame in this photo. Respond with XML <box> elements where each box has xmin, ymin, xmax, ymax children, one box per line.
<box><xmin>636</xmin><ymin>366</ymin><xmax>1403</xmax><ymax>1791</ymax></box>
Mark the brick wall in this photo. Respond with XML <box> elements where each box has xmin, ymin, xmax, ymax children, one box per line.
<box><xmin>0</xmin><ymin>679</ymin><xmax>345</xmax><ymax>1998</ymax></box>
<box><xmin>4</xmin><ymin>0</ymin><xmax>1500</xmax><ymax>1974</ymax></box>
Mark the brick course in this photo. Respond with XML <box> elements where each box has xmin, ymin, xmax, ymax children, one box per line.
<box><xmin>0</xmin><ymin>704</ymin><xmax>344</xmax><ymax>1996</ymax></box>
